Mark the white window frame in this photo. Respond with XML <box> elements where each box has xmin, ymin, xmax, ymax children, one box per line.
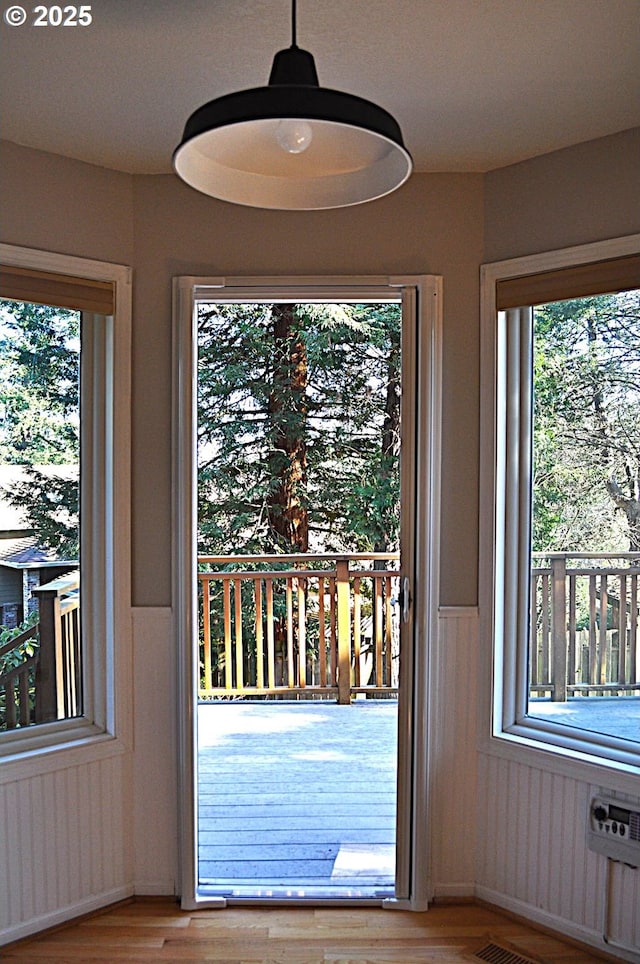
<box><xmin>480</xmin><ymin>234</ymin><xmax>640</xmax><ymax>789</ymax></box>
<box><xmin>0</xmin><ymin>244</ymin><xmax>132</xmax><ymax>768</ymax></box>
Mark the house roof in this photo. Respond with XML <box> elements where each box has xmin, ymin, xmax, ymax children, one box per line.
<box><xmin>0</xmin><ymin>467</ymin><xmax>78</xmax><ymax>570</ymax></box>
<box><xmin>0</xmin><ymin>534</ymin><xmax>77</xmax><ymax>570</ymax></box>
<box><xmin>0</xmin><ymin>1</ymin><xmax>638</xmax><ymax>176</ymax></box>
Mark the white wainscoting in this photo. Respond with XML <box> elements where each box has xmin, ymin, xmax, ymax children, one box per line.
<box><xmin>132</xmin><ymin>606</ymin><xmax>177</xmax><ymax>895</ymax></box>
<box><xmin>431</xmin><ymin>607</ymin><xmax>479</xmax><ymax>897</ymax></box>
<box><xmin>476</xmin><ymin>752</ymin><xmax>640</xmax><ymax>957</ymax></box>
<box><xmin>0</xmin><ymin>748</ymin><xmax>133</xmax><ymax>943</ymax></box>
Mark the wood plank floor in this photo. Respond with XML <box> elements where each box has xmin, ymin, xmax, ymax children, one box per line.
<box><xmin>197</xmin><ymin>701</ymin><xmax>397</xmax><ymax>898</ymax></box>
<box><xmin>2</xmin><ymin>899</ymin><xmax>616</xmax><ymax>963</ymax></box>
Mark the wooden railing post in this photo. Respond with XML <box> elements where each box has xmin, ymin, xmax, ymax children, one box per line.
<box><xmin>336</xmin><ymin>558</ymin><xmax>351</xmax><ymax>704</ymax></box>
<box><xmin>34</xmin><ymin>587</ymin><xmax>62</xmax><ymax>723</ymax></box>
<box><xmin>551</xmin><ymin>555</ymin><xmax>567</xmax><ymax>702</ymax></box>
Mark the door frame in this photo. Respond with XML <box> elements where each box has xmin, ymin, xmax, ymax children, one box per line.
<box><xmin>172</xmin><ymin>274</ymin><xmax>442</xmax><ymax>910</ymax></box>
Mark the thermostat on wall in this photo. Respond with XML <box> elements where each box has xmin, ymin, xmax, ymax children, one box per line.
<box><xmin>588</xmin><ymin>796</ymin><xmax>640</xmax><ymax>866</ymax></box>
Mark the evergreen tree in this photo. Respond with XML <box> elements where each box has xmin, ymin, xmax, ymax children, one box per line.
<box><xmin>533</xmin><ymin>290</ymin><xmax>640</xmax><ymax>552</ymax></box>
<box><xmin>197</xmin><ymin>301</ymin><xmax>402</xmax><ymax>555</ymax></box>
<box><xmin>0</xmin><ymin>299</ymin><xmax>79</xmax><ymax>557</ymax></box>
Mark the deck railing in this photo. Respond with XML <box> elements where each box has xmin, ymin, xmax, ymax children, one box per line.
<box><xmin>198</xmin><ymin>553</ymin><xmax>400</xmax><ymax>704</ymax></box>
<box><xmin>0</xmin><ymin>571</ymin><xmax>81</xmax><ymax>730</ymax></box>
<box><xmin>531</xmin><ymin>553</ymin><xmax>640</xmax><ymax>700</ymax></box>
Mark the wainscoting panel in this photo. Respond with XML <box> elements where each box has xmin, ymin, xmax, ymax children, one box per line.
<box><xmin>431</xmin><ymin>607</ymin><xmax>479</xmax><ymax>896</ymax></box>
<box><xmin>132</xmin><ymin>606</ymin><xmax>177</xmax><ymax>895</ymax></box>
<box><xmin>476</xmin><ymin>752</ymin><xmax>640</xmax><ymax>956</ymax></box>
<box><xmin>0</xmin><ymin>751</ymin><xmax>132</xmax><ymax>943</ymax></box>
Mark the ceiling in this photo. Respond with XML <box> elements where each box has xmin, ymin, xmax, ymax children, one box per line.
<box><xmin>1</xmin><ymin>0</ymin><xmax>639</xmax><ymax>176</ymax></box>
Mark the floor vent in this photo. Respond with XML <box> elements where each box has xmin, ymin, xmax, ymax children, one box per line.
<box><xmin>473</xmin><ymin>942</ymin><xmax>540</xmax><ymax>964</ymax></box>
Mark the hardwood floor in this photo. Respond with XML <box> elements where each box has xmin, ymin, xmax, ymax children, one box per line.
<box><xmin>2</xmin><ymin>899</ymin><xmax>617</xmax><ymax>963</ymax></box>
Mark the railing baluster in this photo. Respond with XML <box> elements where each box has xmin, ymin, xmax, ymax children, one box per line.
<box><xmin>589</xmin><ymin>575</ymin><xmax>597</xmax><ymax>686</ymax></box>
<box><xmin>223</xmin><ymin>578</ymin><xmax>232</xmax><ymax>689</ymax></box>
<box><xmin>599</xmin><ymin>574</ymin><xmax>608</xmax><ymax>686</ymax></box>
<box><xmin>254</xmin><ymin>577</ymin><xmax>264</xmax><ymax>689</ymax></box>
<box><xmin>530</xmin><ymin>571</ymin><xmax>539</xmax><ymax>687</ymax></box>
<box><xmin>318</xmin><ymin>576</ymin><xmax>326</xmax><ymax>689</ymax></box>
<box><xmin>336</xmin><ymin>559</ymin><xmax>351</xmax><ymax>704</ymax></box>
<box><xmin>618</xmin><ymin>574</ymin><xmax>627</xmax><ymax>686</ymax></box>
<box><xmin>540</xmin><ymin>572</ymin><xmax>550</xmax><ymax>689</ymax></box>
<box><xmin>329</xmin><ymin>576</ymin><xmax>337</xmax><ymax>687</ymax></box>
<box><xmin>202</xmin><ymin>577</ymin><xmax>212</xmax><ymax>691</ymax></box>
<box><xmin>353</xmin><ymin>576</ymin><xmax>361</xmax><ymax>689</ymax></box>
<box><xmin>374</xmin><ymin>576</ymin><xmax>383</xmax><ymax>688</ymax></box>
<box><xmin>297</xmin><ymin>577</ymin><xmax>306</xmax><ymax>688</ymax></box>
<box><xmin>568</xmin><ymin>573</ymin><xmax>576</xmax><ymax>688</ymax></box>
<box><xmin>286</xmin><ymin>577</ymin><xmax>294</xmax><ymax>689</ymax></box>
<box><xmin>385</xmin><ymin>575</ymin><xmax>393</xmax><ymax>687</ymax></box>
<box><xmin>266</xmin><ymin>578</ymin><xmax>275</xmax><ymax>688</ymax></box>
<box><xmin>234</xmin><ymin>579</ymin><xmax>244</xmax><ymax>691</ymax></box>
<box><xmin>6</xmin><ymin>678</ymin><xmax>17</xmax><ymax>729</ymax></box>
<box><xmin>18</xmin><ymin>670</ymin><xmax>30</xmax><ymax>726</ymax></box>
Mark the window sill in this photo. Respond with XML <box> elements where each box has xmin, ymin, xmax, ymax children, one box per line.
<box><xmin>0</xmin><ymin>724</ymin><xmax>128</xmax><ymax>783</ymax></box>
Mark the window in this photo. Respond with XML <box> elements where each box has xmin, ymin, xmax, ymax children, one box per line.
<box><xmin>481</xmin><ymin>236</ymin><xmax>640</xmax><ymax>773</ymax></box>
<box><xmin>0</xmin><ymin>245</ymin><xmax>131</xmax><ymax>758</ymax></box>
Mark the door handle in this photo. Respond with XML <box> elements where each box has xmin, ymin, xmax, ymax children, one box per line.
<box><xmin>401</xmin><ymin>576</ymin><xmax>411</xmax><ymax>623</ymax></box>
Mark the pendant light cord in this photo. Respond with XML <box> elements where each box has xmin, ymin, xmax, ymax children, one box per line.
<box><xmin>291</xmin><ymin>0</ymin><xmax>297</xmax><ymax>48</ymax></box>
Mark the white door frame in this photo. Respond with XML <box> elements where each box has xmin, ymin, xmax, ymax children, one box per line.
<box><xmin>172</xmin><ymin>275</ymin><xmax>442</xmax><ymax>910</ymax></box>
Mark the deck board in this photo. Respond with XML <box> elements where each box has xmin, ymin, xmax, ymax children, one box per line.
<box><xmin>197</xmin><ymin>700</ymin><xmax>398</xmax><ymax>897</ymax></box>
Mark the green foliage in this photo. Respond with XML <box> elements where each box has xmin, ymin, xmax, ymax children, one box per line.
<box><xmin>197</xmin><ymin>301</ymin><xmax>401</xmax><ymax>555</ymax></box>
<box><xmin>0</xmin><ymin>299</ymin><xmax>80</xmax><ymax>556</ymax></box>
<box><xmin>533</xmin><ymin>290</ymin><xmax>640</xmax><ymax>551</ymax></box>
<box><xmin>0</xmin><ymin>613</ymin><xmax>40</xmax><ymax>675</ymax></box>
<box><xmin>0</xmin><ymin>299</ymin><xmax>79</xmax><ymax>463</ymax></box>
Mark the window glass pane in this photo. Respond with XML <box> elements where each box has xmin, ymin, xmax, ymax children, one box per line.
<box><xmin>529</xmin><ymin>289</ymin><xmax>640</xmax><ymax>745</ymax></box>
<box><xmin>0</xmin><ymin>298</ymin><xmax>81</xmax><ymax>732</ymax></box>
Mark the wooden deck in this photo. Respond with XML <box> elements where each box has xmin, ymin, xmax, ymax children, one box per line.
<box><xmin>197</xmin><ymin>700</ymin><xmax>398</xmax><ymax>898</ymax></box>
<box><xmin>196</xmin><ymin>696</ymin><xmax>638</xmax><ymax>901</ymax></box>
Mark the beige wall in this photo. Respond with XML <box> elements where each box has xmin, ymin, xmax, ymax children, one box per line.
<box><xmin>484</xmin><ymin>127</ymin><xmax>640</xmax><ymax>262</ymax></box>
<box><xmin>0</xmin><ymin>140</ymin><xmax>134</xmax><ymax>264</ymax></box>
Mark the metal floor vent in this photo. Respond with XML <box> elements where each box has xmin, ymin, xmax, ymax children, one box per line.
<box><xmin>473</xmin><ymin>941</ymin><xmax>540</xmax><ymax>964</ymax></box>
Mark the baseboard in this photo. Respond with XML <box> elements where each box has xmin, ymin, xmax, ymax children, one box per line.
<box><xmin>0</xmin><ymin>885</ymin><xmax>134</xmax><ymax>947</ymax></box>
<box><xmin>432</xmin><ymin>882</ymin><xmax>476</xmax><ymax>899</ymax></box>
<box><xmin>474</xmin><ymin>885</ymin><xmax>639</xmax><ymax>963</ymax></box>
<box><xmin>133</xmin><ymin>879</ymin><xmax>177</xmax><ymax>896</ymax></box>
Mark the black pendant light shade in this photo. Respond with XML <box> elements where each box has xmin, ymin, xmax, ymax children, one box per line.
<box><xmin>173</xmin><ymin>5</ymin><xmax>412</xmax><ymax>210</ymax></box>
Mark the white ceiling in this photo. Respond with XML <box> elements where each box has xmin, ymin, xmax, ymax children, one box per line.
<box><xmin>1</xmin><ymin>0</ymin><xmax>639</xmax><ymax>175</ymax></box>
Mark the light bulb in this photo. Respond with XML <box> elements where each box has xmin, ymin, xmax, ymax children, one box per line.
<box><xmin>276</xmin><ymin>119</ymin><xmax>313</xmax><ymax>154</ymax></box>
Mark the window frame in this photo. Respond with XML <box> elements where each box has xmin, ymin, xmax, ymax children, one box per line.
<box><xmin>0</xmin><ymin>244</ymin><xmax>132</xmax><ymax>766</ymax></box>
<box><xmin>480</xmin><ymin>234</ymin><xmax>640</xmax><ymax>787</ymax></box>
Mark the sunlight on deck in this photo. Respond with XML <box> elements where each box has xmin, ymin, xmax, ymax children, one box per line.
<box><xmin>197</xmin><ymin>700</ymin><xmax>398</xmax><ymax>898</ymax></box>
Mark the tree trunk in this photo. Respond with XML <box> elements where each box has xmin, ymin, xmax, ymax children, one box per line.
<box><xmin>267</xmin><ymin>304</ymin><xmax>309</xmax><ymax>553</ymax></box>
<box><xmin>606</xmin><ymin>472</ymin><xmax>640</xmax><ymax>553</ymax></box>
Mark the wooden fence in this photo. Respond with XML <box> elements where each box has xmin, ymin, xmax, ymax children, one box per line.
<box><xmin>531</xmin><ymin>553</ymin><xmax>640</xmax><ymax>700</ymax></box>
<box><xmin>198</xmin><ymin>553</ymin><xmax>400</xmax><ymax>704</ymax></box>
<box><xmin>0</xmin><ymin>571</ymin><xmax>81</xmax><ymax>730</ymax></box>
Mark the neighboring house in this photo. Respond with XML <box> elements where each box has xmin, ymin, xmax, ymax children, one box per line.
<box><xmin>0</xmin><ymin>531</ymin><xmax>77</xmax><ymax>628</ymax></box>
<box><xmin>0</xmin><ymin>467</ymin><xmax>77</xmax><ymax>627</ymax></box>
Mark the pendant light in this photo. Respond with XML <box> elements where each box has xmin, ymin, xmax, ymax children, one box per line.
<box><xmin>173</xmin><ymin>0</ymin><xmax>412</xmax><ymax>210</ymax></box>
